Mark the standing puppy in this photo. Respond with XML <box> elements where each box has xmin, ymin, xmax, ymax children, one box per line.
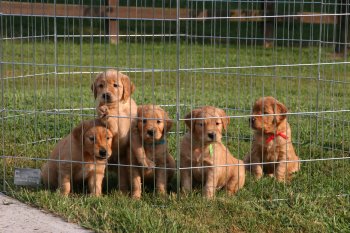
<box><xmin>41</xmin><ymin>119</ymin><xmax>113</xmax><ymax>196</ymax></box>
<box><xmin>180</xmin><ymin>106</ymin><xmax>245</xmax><ymax>198</ymax></box>
<box><xmin>244</xmin><ymin>96</ymin><xmax>300</xmax><ymax>182</ymax></box>
<box><xmin>127</xmin><ymin>105</ymin><xmax>175</xmax><ymax>199</ymax></box>
<box><xmin>93</xmin><ymin>69</ymin><xmax>150</xmax><ymax>190</ymax></box>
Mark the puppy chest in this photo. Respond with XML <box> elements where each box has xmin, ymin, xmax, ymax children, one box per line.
<box><xmin>74</xmin><ymin>163</ymin><xmax>104</xmax><ymax>181</ymax></box>
<box><xmin>264</xmin><ymin>142</ymin><xmax>286</xmax><ymax>161</ymax></box>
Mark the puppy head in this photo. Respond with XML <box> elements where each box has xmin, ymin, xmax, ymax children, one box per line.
<box><xmin>249</xmin><ymin>96</ymin><xmax>288</xmax><ymax>134</ymax></box>
<box><xmin>72</xmin><ymin>120</ymin><xmax>113</xmax><ymax>160</ymax></box>
<box><xmin>137</xmin><ymin>105</ymin><xmax>172</xmax><ymax>144</ymax></box>
<box><xmin>185</xmin><ymin>106</ymin><xmax>230</xmax><ymax>143</ymax></box>
<box><xmin>91</xmin><ymin>69</ymin><xmax>135</xmax><ymax>104</ymax></box>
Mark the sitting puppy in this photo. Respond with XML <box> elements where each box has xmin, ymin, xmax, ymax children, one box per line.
<box><xmin>41</xmin><ymin>119</ymin><xmax>113</xmax><ymax>196</ymax></box>
<box><xmin>244</xmin><ymin>96</ymin><xmax>300</xmax><ymax>182</ymax></box>
<box><xmin>127</xmin><ymin>105</ymin><xmax>175</xmax><ymax>199</ymax></box>
<box><xmin>180</xmin><ymin>106</ymin><xmax>245</xmax><ymax>198</ymax></box>
<box><xmin>93</xmin><ymin>69</ymin><xmax>152</xmax><ymax>191</ymax></box>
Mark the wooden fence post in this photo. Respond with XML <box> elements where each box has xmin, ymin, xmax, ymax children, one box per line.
<box><xmin>108</xmin><ymin>0</ymin><xmax>119</xmax><ymax>44</ymax></box>
<box><xmin>335</xmin><ymin>0</ymin><xmax>349</xmax><ymax>54</ymax></box>
<box><xmin>261</xmin><ymin>1</ymin><xmax>275</xmax><ymax>48</ymax></box>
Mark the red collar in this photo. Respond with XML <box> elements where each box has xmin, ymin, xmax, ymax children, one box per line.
<box><xmin>265</xmin><ymin>132</ymin><xmax>288</xmax><ymax>144</ymax></box>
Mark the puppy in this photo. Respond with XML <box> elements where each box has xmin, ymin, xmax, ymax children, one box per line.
<box><xmin>93</xmin><ymin>69</ymin><xmax>152</xmax><ymax>190</ymax></box>
<box><xmin>180</xmin><ymin>106</ymin><xmax>245</xmax><ymax>198</ymax></box>
<box><xmin>244</xmin><ymin>96</ymin><xmax>300</xmax><ymax>182</ymax></box>
<box><xmin>41</xmin><ymin>119</ymin><xmax>112</xmax><ymax>196</ymax></box>
<box><xmin>127</xmin><ymin>105</ymin><xmax>175</xmax><ymax>199</ymax></box>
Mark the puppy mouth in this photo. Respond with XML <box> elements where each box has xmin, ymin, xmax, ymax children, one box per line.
<box><xmin>99</xmin><ymin>97</ymin><xmax>116</xmax><ymax>104</ymax></box>
<box><xmin>94</xmin><ymin>154</ymin><xmax>111</xmax><ymax>160</ymax></box>
<box><xmin>143</xmin><ymin>134</ymin><xmax>162</xmax><ymax>142</ymax></box>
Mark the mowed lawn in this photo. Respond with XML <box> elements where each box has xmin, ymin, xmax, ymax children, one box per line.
<box><xmin>1</xmin><ymin>40</ymin><xmax>350</xmax><ymax>232</ymax></box>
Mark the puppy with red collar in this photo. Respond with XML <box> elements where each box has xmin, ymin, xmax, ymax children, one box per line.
<box><xmin>244</xmin><ymin>96</ymin><xmax>300</xmax><ymax>182</ymax></box>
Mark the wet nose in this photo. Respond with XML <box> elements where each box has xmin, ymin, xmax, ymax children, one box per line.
<box><xmin>102</xmin><ymin>93</ymin><xmax>111</xmax><ymax>101</ymax></box>
<box><xmin>147</xmin><ymin>130</ymin><xmax>154</xmax><ymax>136</ymax></box>
<box><xmin>208</xmin><ymin>132</ymin><xmax>216</xmax><ymax>140</ymax></box>
<box><xmin>99</xmin><ymin>148</ymin><xmax>107</xmax><ymax>157</ymax></box>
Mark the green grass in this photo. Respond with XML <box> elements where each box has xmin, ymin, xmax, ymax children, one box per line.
<box><xmin>1</xmin><ymin>40</ymin><xmax>350</xmax><ymax>232</ymax></box>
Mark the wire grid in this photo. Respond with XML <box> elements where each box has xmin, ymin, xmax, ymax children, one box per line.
<box><xmin>1</xmin><ymin>0</ymin><xmax>350</xmax><ymax>200</ymax></box>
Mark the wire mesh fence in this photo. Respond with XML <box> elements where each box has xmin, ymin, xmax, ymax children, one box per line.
<box><xmin>1</xmin><ymin>0</ymin><xmax>350</xmax><ymax>201</ymax></box>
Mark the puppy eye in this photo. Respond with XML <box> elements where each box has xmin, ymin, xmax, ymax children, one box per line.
<box><xmin>143</xmin><ymin>119</ymin><xmax>147</xmax><ymax>124</ymax></box>
<box><xmin>198</xmin><ymin>123</ymin><xmax>203</xmax><ymax>127</ymax></box>
<box><xmin>98</xmin><ymin>84</ymin><xmax>103</xmax><ymax>88</ymax></box>
<box><xmin>89</xmin><ymin>136</ymin><xmax>95</xmax><ymax>142</ymax></box>
<box><xmin>157</xmin><ymin>120</ymin><xmax>161</xmax><ymax>124</ymax></box>
<box><xmin>113</xmin><ymin>83</ymin><xmax>119</xmax><ymax>88</ymax></box>
<box><xmin>106</xmin><ymin>137</ymin><xmax>111</xmax><ymax>140</ymax></box>
<box><xmin>216</xmin><ymin>122</ymin><xmax>221</xmax><ymax>126</ymax></box>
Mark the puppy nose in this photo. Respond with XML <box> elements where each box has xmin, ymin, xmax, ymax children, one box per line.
<box><xmin>208</xmin><ymin>132</ymin><xmax>216</xmax><ymax>140</ymax></box>
<box><xmin>102</xmin><ymin>93</ymin><xmax>111</xmax><ymax>100</ymax></box>
<box><xmin>147</xmin><ymin>130</ymin><xmax>154</xmax><ymax>136</ymax></box>
<box><xmin>99</xmin><ymin>148</ymin><xmax>107</xmax><ymax>157</ymax></box>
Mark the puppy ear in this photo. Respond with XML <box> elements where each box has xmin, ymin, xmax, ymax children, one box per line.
<box><xmin>184</xmin><ymin>109</ymin><xmax>199</xmax><ymax>132</ymax></box>
<box><xmin>164</xmin><ymin>111</ymin><xmax>173</xmax><ymax>133</ymax></box>
<box><xmin>275</xmin><ymin>100</ymin><xmax>288</xmax><ymax>122</ymax></box>
<box><xmin>217</xmin><ymin>108</ymin><xmax>230</xmax><ymax>131</ymax></box>
<box><xmin>72</xmin><ymin>122</ymin><xmax>84</xmax><ymax>143</ymax></box>
<box><xmin>72</xmin><ymin>121</ymin><xmax>93</xmax><ymax>143</ymax></box>
<box><xmin>137</xmin><ymin>105</ymin><xmax>144</xmax><ymax>118</ymax></box>
<box><xmin>120</xmin><ymin>73</ymin><xmax>135</xmax><ymax>101</ymax></box>
<box><xmin>91</xmin><ymin>82</ymin><xmax>97</xmax><ymax>99</ymax></box>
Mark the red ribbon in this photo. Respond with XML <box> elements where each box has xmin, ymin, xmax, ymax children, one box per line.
<box><xmin>265</xmin><ymin>132</ymin><xmax>288</xmax><ymax>144</ymax></box>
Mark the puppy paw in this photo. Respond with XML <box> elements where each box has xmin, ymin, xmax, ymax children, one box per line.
<box><xmin>146</xmin><ymin>159</ymin><xmax>156</xmax><ymax>169</ymax></box>
<box><xmin>97</xmin><ymin>105</ymin><xmax>109</xmax><ymax>119</ymax></box>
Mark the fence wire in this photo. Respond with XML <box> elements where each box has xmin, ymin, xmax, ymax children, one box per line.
<box><xmin>1</xmin><ymin>0</ymin><xmax>349</xmax><ymax>200</ymax></box>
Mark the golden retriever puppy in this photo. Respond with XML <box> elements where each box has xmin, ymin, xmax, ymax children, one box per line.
<box><xmin>93</xmin><ymin>69</ymin><xmax>152</xmax><ymax>190</ymax></box>
<box><xmin>127</xmin><ymin>105</ymin><xmax>175</xmax><ymax>199</ymax></box>
<box><xmin>180</xmin><ymin>106</ymin><xmax>245</xmax><ymax>198</ymax></box>
<box><xmin>41</xmin><ymin>119</ymin><xmax>113</xmax><ymax>196</ymax></box>
<box><xmin>244</xmin><ymin>96</ymin><xmax>300</xmax><ymax>182</ymax></box>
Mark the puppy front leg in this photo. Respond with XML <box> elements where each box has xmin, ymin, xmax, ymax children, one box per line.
<box><xmin>59</xmin><ymin>173</ymin><xmax>71</xmax><ymax>196</ymax></box>
<box><xmin>87</xmin><ymin>171</ymin><xmax>104</xmax><ymax>196</ymax></box>
<box><xmin>131</xmin><ymin>168</ymin><xmax>142</xmax><ymax>199</ymax></box>
<box><xmin>155</xmin><ymin>168</ymin><xmax>167</xmax><ymax>195</ymax></box>
<box><xmin>275</xmin><ymin>160</ymin><xmax>288</xmax><ymax>182</ymax></box>
<box><xmin>180</xmin><ymin>169</ymin><xmax>192</xmax><ymax>193</ymax></box>
<box><xmin>204</xmin><ymin>168</ymin><xmax>218</xmax><ymax>199</ymax></box>
<box><xmin>130</xmin><ymin>129</ymin><xmax>155</xmax><ymax>169</ymax></box>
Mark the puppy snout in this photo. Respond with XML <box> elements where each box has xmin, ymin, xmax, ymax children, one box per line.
<box><xmin>99</xmin><ymin>148</ymin><xmax>107</xmax><ymax>157</ymax></box>
<box><xmin>147</xmin><ymin>129</ymin><xmax>154</xmax><ymax>137</ymax></box>
<box><xmin>101</xmin><ymin>93</ymin><xmax>111</xmax><ymax>101</ymax></box>
<box><xmin>208</xmin><ymin>132</ymin><xmax>216</xmax><ymax>140</ymax></box>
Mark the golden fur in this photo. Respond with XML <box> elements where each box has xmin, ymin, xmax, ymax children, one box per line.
<box><xmin>41</xmin><ymin>119</ymin><xmax>113</xmax><ymax>196</ymax></box>
<box><xmin>180</xmin><ymin>106</ymin><xmax>245</xmax><ymax>198</ymax></box>
<box><xmin>244</xmin><ymin>96</ymin><xmax>300</xmax><ymax>182</ymax></box>
<box><xmin>93</xmin><ymin>69</ymin><xmax>147</xmax><ymax>190</ymax></box>
<box><xmin>127</xmin><ymin>105</ymin><xmax>175</xmax><ymax>199</ymax></box>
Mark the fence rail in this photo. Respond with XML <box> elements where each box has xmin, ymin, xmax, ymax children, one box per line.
<box><xmin>1</xmin><ymin>0</ymin><xmax>345</xmax><ymax>47</ymax></box>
